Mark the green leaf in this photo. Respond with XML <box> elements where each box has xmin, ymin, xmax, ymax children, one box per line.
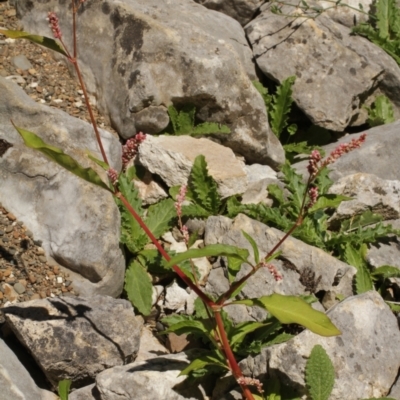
<box><xmin>192</xmin><ymin>122</ymin><xmax>231</xmax><ymax>135</ymax></box>
<box><xmin>365</xmin><ymin>95</ymin><xmax>395</xmax><ymax>127</ymax></box>
<box><xmin>227</xmin><ymin>256</ymin><xmax>245</xmax><ymax>283</ymax></box>
<box><xmin>165</xmin><ymin>243</ymin><xmax>249</xmax><ymax>269</ymax></box>
<box><xmin>163</xmin><ymin>319</ymin><xmax>211</xmax><ymax>336</ymax></box>
<box><xmin>253</xmin><ymin>80</ymin><xmax>272</xmax><ymax>109</ymax></box>
<box><xmin>124</xmin><ymin>260</ymin><xmax>153</xmax><ymax>316</ymax></box>
<box><xmin>241</xmin><ymin>230</ymin><xmax>260</xmax><ymax>264</ymax></box>
<box><xmin>57</xmin><ymin>379</ymin><xmax>72</xmax><ymax>400</ymax></box>
<box><xmin>177</xmin><ymin>104</ymin><xmax>196</xmax><ymax>134</ymax></box>
<box><xmin>342</xmin><ymin>243</ymin><xmax>373</xmax><ymax>294</ymax></box>
<box><xmin>371</xmin><ymin>265</ymin><xmax>400</xmax><ymax>279</ymax></box>
<box><xmin>194</xmin><ymin>297</ymin><xmax>210</xmax><ymax>319</ymax></box>
<box><xmin>0</xmin><ymin>29</ymin><xmax>68</xmax><ymax>56</ymax></box>
<box><xmin>86</xmin><ymin>151</ymin><xmax>110</xmax><ymax>171</ymax></box>
<box><xmin>265</xmin><ymin>378</ymin><xmax>281</xmax><ymax>400</ymax></box>
<box><xmin>309</xmin><ymin>194</ymin><xmax>352</xmax><ymax>213</ymax></box>
<box><xmin>179</xmin><ymin>353</ymin><xmax>228</xmax><ymax>376</ymax></box>
<box><xmin>268</xmin><ymin>183</ymin><xmax>285</xmax><ymax>207</ymax></box>
<box><xmin>234</xmin><ymin>294</ymin><xmax>341</xmax><ymax>336</ymax></box>
<box><xmin>269</xmin><ymin>76</ymin><xmax>296</xmax><ymax>137</ymax></box>
<box><xmin>145</xmin><ymin>198</ymin><xmax>176</xmax><ymax>239</ymax></box>
<box><xmin>181</xmin><ymin>203</ymin><xmax>211</xmax><ymax>218</ymax></box>
<box><xmin>229</xmin><ymin>321</ymin><xmax>267</xmax><ymax>349</ymax></box>
<box><xmin>281</xmin><ymin>161</ymin><xmax>306</xmax><ymax>213</ymax></box>
<box><xmin>15</xmin><ymin>125</ymin><xmax>111</xmax><ymax>191</ymax></box>
<box><xmin>339</xmin><ymin>209</ymin><xmax>383</xmax><ymax>232</ymax></box>
<box><xmin>376</xmin><ymin>0</ymin><xmax>391</xmax><ymax>39</ymax></box>
<box><xmin>189</xmin><ymin>155</ymin><xmax>221</xmax><ymax>214</ymax></box>
<box><xmin>305</xmin><ymin>345</ymin><xmax>335</xmax><ymax>400</ymax></box>
<box><xmin>137</xmin><ymin>249</ymin><xmax>172</xmax><ymax>275</ymax></box>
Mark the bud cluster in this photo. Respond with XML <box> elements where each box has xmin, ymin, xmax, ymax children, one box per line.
<box><xmin>306</xmin><ymin>186</ymin><xmax>318</xmax><ymax>209</ymax></box>
<box><xmin>47</xmin><ymin>12</ymin><xmax>62</xmax><ymax>39</ymax></box>
<box><xmin>261</xmin><ymin>261</ymin><xmax>283</xmax><ymax>281</ymax></box>
<box><xmin>107</xmin><ymin>168</ymin><xmax>118</xmax><ymax>185</ymax></box>
<box><xmin>237</xmin><ymin>377</ymin><xmax>264</xmax><ymax>394</ymax></box>
<box><xmin>122</xmin><ymin>132</ymin><xmax>146</xmax><ymax>168</ymax></box>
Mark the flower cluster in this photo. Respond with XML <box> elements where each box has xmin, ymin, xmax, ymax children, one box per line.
<box><xmin>107</xmin><ymin>168</ymin><xmax>118</xmax><ymax>186</ymax></box>
<box><xmin>47</xmin><ymin>12</ymin><xmax>62</xmax><ymax>39</ymax></box>
<box><xmin>175</xmin><ymin>184</ymin><xmax>187</xmax><ymax>218</ymax></box>
<box><xmin>237</xmin><ymin>377</ymin><xmax>264</xmax><ymax>395</ymax></box>
<box><xmin>307</xmin><ymin>133</ymin><xmax>367</xmax><ymax>180</ymax></box>
<box><xmin>122</xmin><ymin>132</ymin><xmax>146</xmax><ymax>168</ymax></box>
<box><xmin>306</xmin><ymin>186</ymin><xmax>318</xmax><ymax>209</ymax></box>
<box><xmin>261</xmin><ymin>261</ymin><xmax>283</xmax><ymax>281</ymax></box>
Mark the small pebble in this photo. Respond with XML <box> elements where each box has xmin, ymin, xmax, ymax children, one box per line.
<box><xmin>13</xmin><ymin>282</ymin><xmax>26</xmax><ymax>294</ymax></box>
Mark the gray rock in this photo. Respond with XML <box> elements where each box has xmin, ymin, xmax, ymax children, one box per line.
<box><xmin>265</xmin><ymin>291</ymin><xmax>400</xmax><ymax>399</ymax></box>
<box><xmin>0</xmin><ymin>77</ymin><xmax>124</xmax><ymax>297</ymax></box>
<box><xmin>328</xmin><ymin>173</ymin><xmax>400</xmax><ymax>224</ymax></box>
<box><xmin>3</xmin><ymin>296</ymin><xmax>143</xmax><ymax>388</ymax></box>
<box><xmin>244</xmin><ymin>164</ymin><xmax>277</xmax><ymax>183</ymax></box>
<box><xmin>137</xmin><ymin>135</ymin><xmax>248</xmax><ymax>198</ymax></box>
<box><xmin>194</xmin><ymin>0</ymin><xmax>264</xmax><ymax>26</ymax></box>
<box><xmin>68</xmin><ymin>384</ymin><xmax>98</xmax><ymax>400</ymax></box>
<box><xmin>294</xmin><ymin>123</ymin><xmax>400</xmax><ymax>182</ymax></box>
<box><xmin>93</xmin><ymin>352</ymin><xmax>207</xmax><ymax>400</ymax></box>
<box><xmin>246</xmin><ymin>1</ymin><xmax>400</xmax><ymax>131</ymax></box>
<box><xmin>11</xmin><ymin>54</ymin><xmax>33</xmax><ymax>70</ymax></box>
<box><xmin>204</xmin><ymin>215</ymin><xmax>233</xmax><ymax>245</ymax></box>
<box><xmin>0</xmin><ymin>337</ymin><xmax>44</xmax><ymax>400</ymax></box>
<box><xmin>16</xmin><ymin>0</ymin><xmax>285</xmax><ymax>167</ymax></box>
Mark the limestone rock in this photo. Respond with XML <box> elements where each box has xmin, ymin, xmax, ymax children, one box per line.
<box><xmin>246</xmin><ymin>1</ymin><xmax>400</xmax><ymax>131</ymax></box>
<box><xmin>265</xmin><ymin>291</ymin><xmax>400</xmax><ymax>399</ymax></box>
<box><xmin>137</xmin><ymin>134</ymin><xmax>248</xmax><ymax>198</ymax></box>
<box><xmin>3</xmin><ymin>296</ymin><xmax>143</xmax><ymax>388</ymax></box>
<box><xmin>16</xmin><ymin>0</ymin><xmax>285</xmax><ymax>167</ymax></box>
<box><xmin>0</xmin><ymin>77</ymin><xmax>124</xmax><ymax>297</ymax></box>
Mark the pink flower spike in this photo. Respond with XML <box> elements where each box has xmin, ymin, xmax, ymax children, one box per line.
<box><xmin>261</xmin><ymin>261</ymin><xmax>282</xmax><ymax>281</ymax></box>
<box><xmin>174</xmin><ymin>184</ymin><xmax>187</xmax><ymax>218</ymax></box>
<box><xmin>237</xmin><ymin>377</ymin><xmax>264</xmax><ymax>394</ymax></box>
<box><xmin>107</xmin><ymin>168</ymin><xmax>118</xmax><ymax>185</ymax></box>
<box><xmin>47</xmin><ymin>12</ymin><xmax>62</xmax><ymax>39</ymax></box>
<box><xmin>306</xmin><ymin>186</ymin><xmax>318</xmax><ymax>209</ymax></box>
<box><xmin>122</xmin><ymin>132</ymin><xmax>147</xmax><ymax>168</ymax></box>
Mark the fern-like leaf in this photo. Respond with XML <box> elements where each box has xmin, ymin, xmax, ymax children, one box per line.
<box><xmin>305</xmin><ymin>345</ymin><xmax>335</xmax><ymax>400</ymax></box>
<box><xmin>269</xmin><ymin>76</ymin><xmax>296</xmax><ymax>137</ymax></box>
<box><xmin>365</xmin><ymin>95</ymin><xmax>395</xmax><ymax>126</ymax></box>
<box><xmin>189</xmin><ymin>155</ymin><xmax>221</xmax><ymax>215</ymax></box>
<box><xmin>192</xmin><ymin>122</ymin><xmax>231</xmax><ymax>135</ymax></box>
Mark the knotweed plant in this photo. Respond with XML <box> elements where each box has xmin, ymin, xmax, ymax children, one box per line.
<box><xmin>0</xmin><ymin>2</ymin><xmax>367</xmax><ymax>399</ymax></box>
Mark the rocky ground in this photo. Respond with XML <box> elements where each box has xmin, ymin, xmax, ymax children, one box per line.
<box><xmin>0</xmin><ymin>1</ymin><xmax>114</xmax><ymax>312</ymax></box>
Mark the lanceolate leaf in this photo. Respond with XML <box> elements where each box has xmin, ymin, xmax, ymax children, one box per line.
<box><xmin>57</xmin><ymin>379</ymin><xmax>72</xmax><ymax>400</ymax></box>
<box><xmin>241</xmin><ymin>230</ymin><xmax>260</xmax><ymax>264</ymax></box>
<box><xmin>124</xmin><ymin>260</ymin><xmax>153</xmax><ymax>316</ymax></box>
<box><xmin>165</xmin><ymin>244</ymin><xmax>250</xmax><ymax>269</ymax></box>
<box><xmin>15</xmin><ymin>125</ymin><xmax>111</xmax><ymax>191</ymax></box>
<box><xmin>234</xmin><ymin>294</ymin><xmax>341</xmax><ymax>336</ymax></box>
<box><xmin>371</xmin><ymin>265</ymin><xmax>400</xmax><ymax>279</ymax></box>
<box><xmin>229</xmin><ymin>321</ymin><xmax>266</xmax><ymax>350</ymax></box>
<box><xmin>305</xmin><ymin>345</ymin><xmax>335</xmax><ymax>400</ymax></box>
<box><xmin>0</xmin><ymin>29</ymin><xmax>68</xmax><ymax>56</ymax></box>
<box><xmin>179</xmin><ymin>353</ymin><xmax>228</xmax><ymax>376</ymax></box>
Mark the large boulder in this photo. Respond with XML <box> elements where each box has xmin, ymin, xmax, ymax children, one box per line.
<box><xmin>15</xmin><ymin>0</ymin><xmax>285</xmax><ymax>167</ymax></box>
<box><xmin>3</xmin><ymin>296</ymin><xmax>143</xmax><ymax>388</ymax></box>
<box><xmin>246</xmin><ymin>1</ymin><xmax>400</xmax><ymax>131</ymax></box>
<box><xmin>0</xmin><ymin>77</ymin><xmax>124</xmax><ymax>297</ymax></box>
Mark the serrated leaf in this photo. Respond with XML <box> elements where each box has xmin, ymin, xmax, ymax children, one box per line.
<box><xmin>165</xmin><ymin>243</ymin><xmax>250</xmax><ymax>269</ymax></box>
<box><xmin>366</xmin><ymin>95</ymin><xmax>395</xmax><ymax>126</ymax></box>
<box><xmin>189</xmin><ymin>155</ymin><xmax>221</xmax><ymax>214</ymax></box>
<box><xmin>305</xmin><ymin>345</ymin><xmax>335</xmax><ymax>400</ymax></box>
<box><xmin>371</xmin><ymin>265</ymin><xmax>400</xmax><ymax>279</ymax></box>
<box><xmin>234</xmin><ymin>294</ymin><xmax>341</xmax><ymax>336</ymax></box>
<box><xmin>192</xmin><ymin>122</ymin><xmax>231</xmax><ymax>135</ymax></box>
<box><xmin>268</xmin><ymin>183</ymin><xmax>285</xmax><ymax>207</ymax></box>
<box><xmin>167</xmin><ymin>105</ymin><xmax>180</xmax><ymax>133</ymax></box>
<box><xmin>58</xmin><ymin>379</ymin><xmax>72</xmax><ymax>400</ymax></box>
<box><xmin>342</xmin><ymin>243</ymin><xmax>373</xmax><ymax>294</ymax></box>
<box><xmin>253</xmin><ymin>80</ymin><xmax>272</xmax><ymax>108</ymax></box>
<box><xmin>181</xmin><ymin>203</ymin><xmax>211</xmax><ymax>218</ymax></box>
<box><xmin>376</xmin><ymin>0</ymin><xmax>390</xmax><ymax>39</ymax></box>
<box><xmin>125</xmin><ymin>260</ymin><xmax>153</xmax><ymax>316</ymax></box>
<box><xmin>281</xmin><ymin>162</ymin><xmax>306</xmax><ymax>213</ymax></box>
<box><xmin>0</xmin><ymin>29</ymin><xmax>68</xmax><ymax>56</ymax></box>
<box><xmin>145</xmin><ymin>198</ymin><xmax>176</xmax><ymax>238</ymax></box>
<box><xmin>269</xmin><ymin>76</ymin><xmax>296</xmax><ymax>137</ymax></box>
<box><xmin>177</xmin><ymin>104</ymin><xmax>196</xmax><ymax>134</ymax></box>
<box><xmin>339</xmin><ymin>209</ymin><xmax>383</xmax><ymax>232</ymax></box>
<box><xmin>15</xmin><ymin>125</ymin><xmax>111</xmax><ymax>191</ymax></box>
<box><xmin>309</xmin><ymin>194</ymin><xmax>352</xmax><ymax>213</ymax></box>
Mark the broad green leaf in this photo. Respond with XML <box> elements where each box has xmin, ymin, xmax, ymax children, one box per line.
<box><xmin>241</xmin><ymin>230</ymin><xmax>260</xmax><ymax>264</ymax></box>
<box><xmin>0</xmin><ymin>29</ymin><xmax>68</xmax><ymax>56</ymax></box>
<box><xmin>227</xmin><ymin>256</ymin><xmax>244</xmax><ymax>283</ymax></box>
<box><xmin>137</xmin><ymin>249</ymin><xmax>172</xmax><ymax>275</ymax></box>
<box><xmin>229</xmin><ymin>321</ymin><xmax>266</xmax><ymax>349</ymax></box>
<box><xmin>179</xmin><ymin>353</ymin><xmax>228</xmax><ymax>376</ymax></box>
<box><xmin>189</xmin><ymin>155</ymin><xmax>221</xmax><ymax>214</ymax></box>
<box><xmin>165</xmin><ymin>243</ymin><xmax>250</xmax><ymax>269</ymax></box>
<box><xmin>371</xmin><ymin>265</ymin><xmax>400</xmax><ymax>279</ymax></box>
<box><xmin>305</xmin><ymin>345</ymin><xmax>335</xmax><ymax>400</ymax></box>
<box><xmin>15</xmin><ymin>125</ymin><xmax>111</xmax><ymax>191</ymax></box>
<box><xmin>269</xmin><ymin>76</ymin><xmax>296</xmax><ymax>137</ymax></box>
<box><xmin>124</xmin><ymin>260</ymin><xmax>153</xmax><ymax>316</ymax></box>
<box><xmin>145</xmin><ymin>198</ymin><xmax>176</xmax><ymax>239</ymax></box>
<box><xmin>162</xmin><ymin>314</ymin><xmax>194</xmax><ymax>327</ymax></box>
<box><xmin>194</xmin><ymin>297</ymin><xmax>210</xmax><ymax>319</ymax></box>
<box><xmin>309</xmin><ymin>194</ymin><xmax>352</xmax><ymax>213</ymax></box>
<box><xmin>58</xmin><ymin>379</ymin><xmax>72</xmax><ymax>400</ymax></box>
<box><xmin>234</xmin><ymin>294</ymin><xmax>341</xmax><ymax>336</ymax></box>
